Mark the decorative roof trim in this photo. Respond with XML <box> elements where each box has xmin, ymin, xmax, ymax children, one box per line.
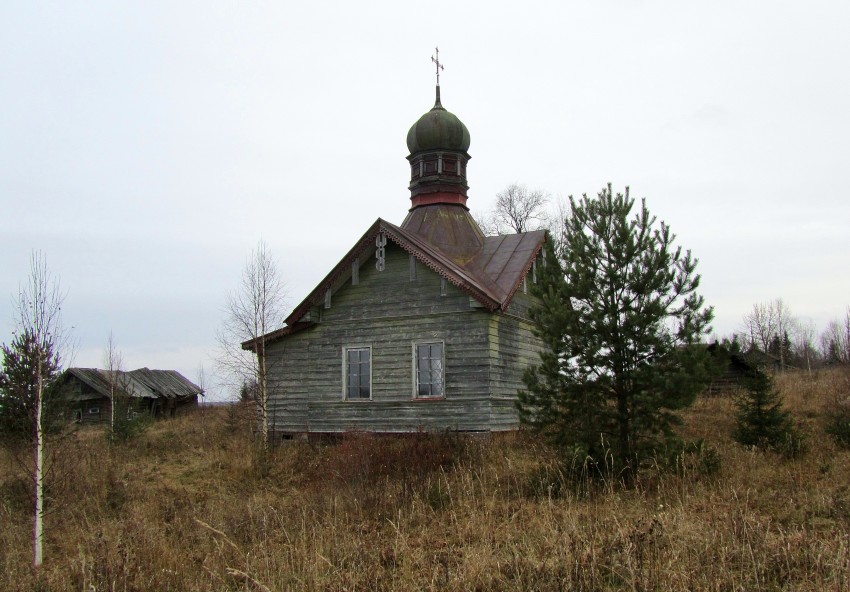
<box><xmin>270</xmin><ymin>222</ymin><xmax>548</xmax><ymax>347</ymax></box>
<box><xmin>283</xmin><ymin>218</ymin><xmax>506</xmax><ymax>328</ymax></box>
<box><xmin>381</xmin><ymin>221</ymin><xmax>502</xmax><ymax>309</ymax></box>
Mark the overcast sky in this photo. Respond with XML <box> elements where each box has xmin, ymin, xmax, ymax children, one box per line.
<box><xmin>2</xmin><ymin>1</ymin><xmax>848</xmax><ymax>400</ymax></box>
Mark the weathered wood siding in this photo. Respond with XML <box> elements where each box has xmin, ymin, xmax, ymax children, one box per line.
<box><xmin>266</xmin><ymin>242</ymin><xmax>493</xmax><ymax>433</ymax></box>
<box><xmin>265</xmin><ymin>242</ymin><xmax>546</xmax><ymax>434</ymax></box>
<box><xmin>488</xmin><ymin>286</ymin><xmax>545</xmax><ymax>430</ymax></box>
<box><xmin>58</xmin><ymin>377</ymin><xmax>111</xmax><ymax>423</ymax></box>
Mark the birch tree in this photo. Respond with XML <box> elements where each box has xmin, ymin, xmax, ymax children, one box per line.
<box><xmin>217</xmin><ymin>240</ymin><xmax>286</xmax><ymax>449</ymax></box>
<box><xmin>8</xmin><ymin>252</ymin><xmax>67</xmax><ymax>567</ymax></box>
<box><xmin>742</xmin><ymin>298</ymin><xmax>795</xmax><ymax>369</ymax></box>
<box><xmin>743</xmin><ymin>301</ymin><xmax>778</xmax><ymax>354</ymax></box>
<box><xmin>821</xmin><ymin>308</ymin><xmax>850</xmax><ymax>364</ymax></box>
<box><xmin>793</xmin><ymin>318</ymin><xmax>817</xmax><ymax>375</ymax></box>
<box><xmin>104</xmin><ymin>331</ymin><xmax>123</xmax><ymax>444</ymax></box>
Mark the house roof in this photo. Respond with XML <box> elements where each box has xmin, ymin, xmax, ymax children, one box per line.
<box><xmin>277</xmin><ymin>216</ymin><xmax>546</xmax><ymax>334</ymax></box>
<box><xmin>61</xmin><ymin>367</ymin><xmax>203</xmax><ymax>401</ymax></box>
<box><xmin>127</xmin><ymin>368</ymin><xmax>204</xmax><ymax>399</ymax></box>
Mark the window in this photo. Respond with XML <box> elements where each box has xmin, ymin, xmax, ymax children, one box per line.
<box><xmin>409</xmin><ymin>254</ymin><xmax>417</xmax><ymax>281</ymax></box>
<box><xmin>415</xmin><ymin>342</ymin><xmax>444</xmax><ymax>398</ymax></box>
<box><xmin>351</xmin><ymin>258</ymin><xmax>359</xmax><ymax>285</ymax></box>
<box><xmin>344</xmin><ymin>347</ymin><xmax>371</xmax><ymax>400</ymax></box>
<box><xmin>87</xmin><ymin>407</ymin><xmax>100</xmax><ymax>415</ymax></box>
<box><xmin>440</xmin><ymin>277</ymin><xmax>447</xmax><ymax>296</ymax></box>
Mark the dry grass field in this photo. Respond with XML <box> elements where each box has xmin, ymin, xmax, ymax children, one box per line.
<box><xmin>2</xmin><ymin>368</ymin><xmax>850</xmax><ymax>591</ymax></box>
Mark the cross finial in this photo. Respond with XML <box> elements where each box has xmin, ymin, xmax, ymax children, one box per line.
<box><xmin>431</xmin><ymin>46</ymin><xmax>444</xmax><ymax>86</ymax></box>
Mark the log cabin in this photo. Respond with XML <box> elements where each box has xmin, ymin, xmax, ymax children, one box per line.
<box><xmin>58</xmin><ymin>367</ymin><xmax>201</xmax><ymax>423</ymax></box>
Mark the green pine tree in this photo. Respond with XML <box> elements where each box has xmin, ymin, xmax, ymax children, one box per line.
<box><xmin>0</xmin><ymin>329</ymin><xmax>62</xmax><ymax>444</ymax></box>
<box><xmin>517</xmin><ymin>184</ymin><xmax>714</xmax><ymax>484</ymax></box>
<box><xmin>733</xmin><ymin>369</ymin><xmax>796</xmax><ymax>450</ymax></box>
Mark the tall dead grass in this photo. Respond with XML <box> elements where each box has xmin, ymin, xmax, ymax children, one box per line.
<box><xmin>2</xmin><ymin>369</ymin><xmax>850</xmax><ymax>591</ymax></box>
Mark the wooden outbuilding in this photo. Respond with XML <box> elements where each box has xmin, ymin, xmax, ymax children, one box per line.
<box><xmin>57</xmin><ymin>367</ymin><xmax>202</xmax><ymax>423</ymax></box>
<box><xmin>246</xmin><ymin>85</ymin><xmax>547</xmax><ymax>436</ymax></box>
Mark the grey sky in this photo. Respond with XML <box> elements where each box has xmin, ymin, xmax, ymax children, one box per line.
<box><xmin>2</xmin><ymin>2</ymin><xmax>848</xmax><ymax>399</ymax></box>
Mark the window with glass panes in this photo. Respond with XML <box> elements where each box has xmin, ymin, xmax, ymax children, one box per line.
<box><xmin>415</xmin><ymin>342</ymin><xmax>444</xmax><ymax>398</ymax></box>
<box><xmin>344</xmin><ymin>347</ymin><xmax>371</xmax><ymax>399</ymax></box>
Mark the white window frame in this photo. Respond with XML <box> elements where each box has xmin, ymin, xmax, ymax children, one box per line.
<box><xmin>413</xmin><ymin>341</ymin><xmax>445</xmax><ymax>399</ymax></box>
<box><xmin>343</xmin><ymin>345</ymin><xmax>372</xmax><ymax>401</ymax></box>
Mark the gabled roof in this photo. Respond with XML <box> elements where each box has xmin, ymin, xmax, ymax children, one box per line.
<box><xmin>62</xmin><ymin>368</ymin><xmax>113</xmax><ymax>401</ymax></box>
<box><xmin>127</xmin><ymin>368</ymin><xmax>204</xmax><ymax>399</ymax></box>
<box><xmin>61</xmin><ymin>368</ymin><xmax>203</xmax><ymax>401</ymax></box>
<box><xmin>281</xmin><ymin>217</ymin><xmax>546</xmax><ymax>329</ymax></box>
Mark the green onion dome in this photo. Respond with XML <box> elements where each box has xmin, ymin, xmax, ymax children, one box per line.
<box><xmin>406</xmin><ymin>87</ymin><xmax>471</xmax><ymax>155</ymax></box>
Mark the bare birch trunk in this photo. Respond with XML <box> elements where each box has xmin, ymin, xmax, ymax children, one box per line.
<box><xmin>260</xmin><ymin>350</ymin><xmax>268</xmax><ymax>449</ymax></box>
<box><xmin>13</xmin><ymin>251</ymin><xmax>68</xmax><ymax>568</ymax></box>
<box><xmin>34</xmin><ymin>366</ymin><xmax>44</xmax><ymax>567</ymax></box>
<box><xmin>217</xmin><ymin>240</ymin><xmax>285</xmax><ymax>450</ymax></box>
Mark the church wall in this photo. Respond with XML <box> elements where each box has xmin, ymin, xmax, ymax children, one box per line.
<box><xmin>265</xmin><ymin>242</ymin><xmax>494</xmax><ymax>434</ymax></box>
<box><xmin>487</xmin><ymin>287</ymin><xmax>545</xmax><ymax>430</ymax></box>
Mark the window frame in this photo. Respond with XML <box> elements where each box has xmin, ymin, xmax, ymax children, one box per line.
<box><xmin>342</xmin><ymin>345</ymin><xmax>372</xmax><ymax>401</ymax></box>
<box><xmin>412</xmin><ymin>341</ymin><xmax>446</xmax><ymax>399</ymax></box>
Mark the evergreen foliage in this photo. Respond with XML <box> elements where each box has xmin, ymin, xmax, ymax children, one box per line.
<box><xmin>733</xmin><ymin>369</ymin><xmax>800</xmax><ymax>455</ymax></box>
<box><xmin>0</xmin><ymin>329</ymin><xmax>62</xmax><ymax>444</ymax></box>
<box><xmin>517</xmin><ymin>184</ymin><xmax>714</xmax><ymax>483</ymax></box>
<box><xmin>105</xmin><ymin>377</ymin><xmax>150</xmax><ymax>443</ymax></box>
<box><xmin>768</xmin><ymin>331</ymin><xmax>794</xmax><ymax>368</ymax></box>
<box><xmin>825</xmin><ymin>395</ymin><xmax>850</xmax><ymax>449</ymax></box>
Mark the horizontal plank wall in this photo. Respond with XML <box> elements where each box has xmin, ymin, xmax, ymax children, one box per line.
<box><xmin>266</xmin><ymin>243</ymin><xmax>494</xmax><ymax>434</ymax></box>
<box><xmin>487</xmin><ymin>288</ymin><xmax>545</xmax><ymax>430</ymax></box>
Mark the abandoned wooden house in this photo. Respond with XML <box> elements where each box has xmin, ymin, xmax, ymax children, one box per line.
<box><xmin>245</xmin><ymin>83</ymin><xmax>548</xmax><ymax>436</ymax></box>
<box><xmin>57</xmin><ymin>367</ymin><xmax>202</xmax><ymax>423</ymax></box>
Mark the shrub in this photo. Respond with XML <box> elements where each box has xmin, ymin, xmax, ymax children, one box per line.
<box><xmin>825</xmin><ymin>396</ymin><xmax>850</xmax><ymax>448</ymax></box>
<box><xmin>317</xmin><ymin>431</ymin><xmax>468</xmax><ymax>486</ymax></box>
<box><xmin>525</xmin><ymin>461</ymin><xmax>568</xmax><ymax>499</ymax></box>
<box><xmin>107</xmin><ymin>400</ymin><xmax>151</xmax><ymax>443</ymax></box>
<box><xmin>671</xmin><ymin>439</ymin><xmax>722</xmax><ymax>477</ymax></box>
<box><xmin>776</xmin><ymin>426</ymin><xmax>808</xmax><ymax>459</ymax></box>
<box><xmin>734</xmin><ymin>369</ymin><xmax>801</xmax><ymax>454</ymax></box>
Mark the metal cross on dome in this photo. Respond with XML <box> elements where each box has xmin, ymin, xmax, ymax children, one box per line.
<box><xmin>431</xmin><ymin>47</ymin><xmax>444</xmax><ymax>86</ymax></box>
